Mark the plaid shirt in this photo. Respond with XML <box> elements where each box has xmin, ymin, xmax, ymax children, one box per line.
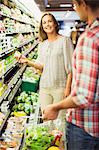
<box><xmin>67</xmin><ymin>19</ymin><xmax>99</xmax><ymax>137</ymax></box>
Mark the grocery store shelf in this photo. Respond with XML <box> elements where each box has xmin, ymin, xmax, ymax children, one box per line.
<box><xmin>18</xmin><ymin>38</ymin><xmax>35</xmax><ymax>49</ymax></box>
<box><xmin>2</xmin><ymin>30</ymin><xmax>34</xmax><ymax>35</ymax></box>
<box><xmin>0</xmin><ymin>64</ymin><xmax>26</xmax><ymax>104</ymax></box>
<box><xmin>16</xmin><ymin>133</ymin><xmax>24</xmax><ymax>150</ymax></box>
<box><xmin>0</xmin><ymin>38</ymin><xmax>34</xmax><ymax>59</ymax></box>
<box><xmin>0</xmin><ymin>11</ymin><xmax>35</xmax><ymax>26</ymax></box>
<box><xmin>24</xmin><ymin>42</ymin><xmax>38</xmax><ymax>56</ymax></box>
<box><xmin>0</xmin><ymin>1</ymin><xmax>39</xmax><ymax>147</ymax></box>
<box><xmin>0</xmin><ymin>48</ymin><xmax>13</xmax><ymax>58</ymax></box>
<box><xmin>33</xmin><ymin>102</ymin><xmax>40</xmax><ymax>125</ymax></box>
<box><xmin>0</xmin><ymin>61</ymin><xmax>18</xmax><ymax>79</ymax></box>
<box><xmin>8</xmin><ymin>79</ymin><xmax>22</xmax><ymax>104</ymax></box>
<box><xmin>0</xmin><ymin>110</ymin><xmax>10</xmax><ymax>136</ymax></box>
<box><xmin>8</xmin><ymin>65</ymin><xmax>27</xmax><ymax>104</ymax></box>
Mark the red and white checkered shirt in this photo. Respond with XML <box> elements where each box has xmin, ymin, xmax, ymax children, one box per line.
<box><xmin>67</xmin><ymin>19</ymin><xmax>99</xmax><ymax>137</ymax></box>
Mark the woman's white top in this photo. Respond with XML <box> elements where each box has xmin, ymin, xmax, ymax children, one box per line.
<box><xmin>36</xmin><ymin>36</ymin><xmax>73</xmax><ymax>88</ymax></box>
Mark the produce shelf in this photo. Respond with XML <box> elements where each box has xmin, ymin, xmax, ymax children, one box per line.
<box><xmin>0</xmin><ymin>38</ymin><xmax>35</xmax><ymax>59</ymax></box>
<box><xmin>0</xmin><ymin>110</ymin><xmax>10</xmax><ymax>136</ymax></box>
<box><xmin>0</xmin><ymin>61</ymin><xmax>18</xmax><ymax>79</ymax></box>
<box><xmin>0</xmin><ymin>10</ymin><xmax>34</xmax><ymax>26</ymax></box>
<box><xmin>0</xmin><ymin>65</ymin><xmax>26</xmax><ymax>104</ymax></box>
<box><xmin>24</xmin><ymin>42</ymin><xmax>38</xmax><ymax>56</ymax></box>
<box><xmin>8</xmin><ymin>79</ymin><xmax>22</xmax><ymax>104</ymax></box>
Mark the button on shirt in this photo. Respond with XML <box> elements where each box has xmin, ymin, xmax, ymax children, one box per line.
<box><xmin>68</xmin><ymin>19</ymin><xmax>99</xmax><ymax>137</ymax></box>
<box><xmin>36</xmin><ymin>36</ymin><xmax>73</xmax><ymax>88</ymax></box>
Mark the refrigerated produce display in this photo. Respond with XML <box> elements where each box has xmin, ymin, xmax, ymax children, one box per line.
<box><xmin>0</xmin><ymin>0</ymin><xmax>41</xmax><ymax>149</ymax></box>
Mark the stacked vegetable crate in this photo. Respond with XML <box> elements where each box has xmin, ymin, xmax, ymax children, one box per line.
<box><xmin>21</xmin><ymin>67</ymin><xmax>40</xmax><ymax>92</ymax></box>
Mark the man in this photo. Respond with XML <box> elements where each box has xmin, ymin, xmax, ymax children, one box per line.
<box><xmin>43</xmin><ymin>0</ymin><xmax>99</xmax><ymax>150</ymax></box>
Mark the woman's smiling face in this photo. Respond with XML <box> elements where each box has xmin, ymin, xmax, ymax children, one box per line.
<box><xmin>42</xmin><ymin>14</ymin><xmax>57</xmax><ymax>34</ymax></box>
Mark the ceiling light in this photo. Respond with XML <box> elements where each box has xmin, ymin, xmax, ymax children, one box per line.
<box><xmin>46</xmin><ymin>4</ymin><xmax>51</xmax><ymax>7</ymax></box>
<box><xmin>60</xmin><ymin>4</ymin><xmax>72</xmax><ymax>7</ymax></box>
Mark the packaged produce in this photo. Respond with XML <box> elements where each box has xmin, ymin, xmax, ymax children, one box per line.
<box><xmin>0</xmin><ymin>4</ymin><xmax>11</xmax><ymax>16</ymax></box>
<box><xmin>23</xmin><ymin>121</ymin><xmax>64</xmax><ymax>150</ymax></box>
<box><xmin>23</xmin><ymin>125</ymin><xmax>54</xmax><ymax>150</ymax></box>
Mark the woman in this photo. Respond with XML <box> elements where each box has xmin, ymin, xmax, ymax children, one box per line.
<box><xmin>16</xmin><ymin>13</ymin><xmax>73</xmax><ymax>118</ymax></box>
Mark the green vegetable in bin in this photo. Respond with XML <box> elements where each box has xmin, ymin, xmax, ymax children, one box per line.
<box><xmin>30</xmin><ymin>96</ymin><xmax>37</xmax><ymax>103</ymax></box>
<box><xmin>30</xmin><ymin>93</ymin><xmax>39</xmax><ymax>103</ymax></box>
<box><xmin>12</xmin><ymin>105</ymin><xmax>18</xmax><ymax>111</ymax></box>
<box><xmin>18</xmin><ymin>103</ymin><xmax>25</xmax><ymax>111</ymax></box>
<box><xmin>20</xmin><ymin>92</ymin><xmax>28</xmax><ymax>98</ymax></box>
<box><xmin>33</xmin><ymin>53</ymin><xmax>38</xmax><ymax>59</ymax></box>
<box><xmin>24</xmin><ymin>103</ymin><xmax>32</xmax><ymax>115</ymax></box>
<box><xmin>24</xmin><ymin>97</ymin><xmax>31</xmax><ymax>104</ymax></box>
<box><xmin>35</xmin><ymin>93</ymin><xmax>39</xmax><ymax>97</ymax></box>
<box><xmin>16</xmin><ymin>92</ymin><xmax>29</xmax><ymax>103</ymax></box>
<box><xmin>27</xmin><ymin>144</ymin><xmax>49</xmax><ymax>150</ymax></box>
<box><xmin>20</xmin><ymin>91</ymin><xmax>27</xmax><ymax>96</ymax></box>
<box><xmin>17</xmin><ymin>96</ymin><xmax>22</xmax><ymax>103</ymax></box>
<box><xmin>24</xmin><ymin>126</ymin><xmax>54</xmax><ymax>150</ymax></box>
<box><xmin>32</xmin><ymin>74</ymin><xmax>40</xmax><ymax>80</ymax></box>
<box><xmin>30</xmin><ymin>92</ymin><xmax>35</xmax><ymax>95</ymax></box>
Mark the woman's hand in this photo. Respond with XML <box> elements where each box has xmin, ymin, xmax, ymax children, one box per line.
<box><xmin>42</xmin><ymin>104</ymin><xmax>59</xmax><ymax>121</ymax></box>
<box><xmin>19</xmin><ymin>55</ymin><xmax>28</xmax><ymax>63</ymax></box>
<box><xmin>15</xmin><ymin>54</ymin><xmax>28</xmax><ymax>64</ymax></box>
<box><xmin>14</xmin><ymin>52</ymin><xmax>22</xmax><ymax>62</ymax></box>
<box><xmin>14</xmin><ymin>51</ymin><xmax>28</xmax><ymax>64</ymax></box>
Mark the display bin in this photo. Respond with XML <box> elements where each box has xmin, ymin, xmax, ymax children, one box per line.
<box><xmin>22</xmin><ymin>120</ymin><xmax>65</xmax><ymax>150</ymax></box>
<box><xmin>21</xmin><ymin>79</ymin><xmax>39</xmax><ymax>92</ymax></box>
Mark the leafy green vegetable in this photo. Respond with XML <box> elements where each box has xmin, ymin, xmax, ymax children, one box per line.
<box><xmin>24</xmin><ymin>126</ymin><xmax>54</xmax><ymax>150</ymax></box>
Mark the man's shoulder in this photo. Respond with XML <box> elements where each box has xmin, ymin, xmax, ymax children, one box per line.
<box><xmin>87</xmin><ymin>26</ymin><xmax>99</xmax><ymax>39</ymax></box>
<box><xmin>78</xmin><ymin>26</ymin><xmax>99</xmax><ymax>42</ymax></box>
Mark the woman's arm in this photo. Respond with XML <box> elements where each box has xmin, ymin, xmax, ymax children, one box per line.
<box><xmin>16</xmin><ymin>55</ymin><xmax>43</xmax><ymax>72</ymax></box>
<box><xmin>64</xmin><ymin>72</ymin><xmax>72</xmax><ymax>97</ymax></box>
<box><xmin>26</xmin><ymin>59</ymin><xmax>43</xmax><ymax>71</ymax></box>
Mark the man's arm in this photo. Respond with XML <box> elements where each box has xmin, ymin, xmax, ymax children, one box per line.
<box><xmin>43</xmin><ymin>95</ymin><xmax>78</xmax><ymax>120</ymax></box>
